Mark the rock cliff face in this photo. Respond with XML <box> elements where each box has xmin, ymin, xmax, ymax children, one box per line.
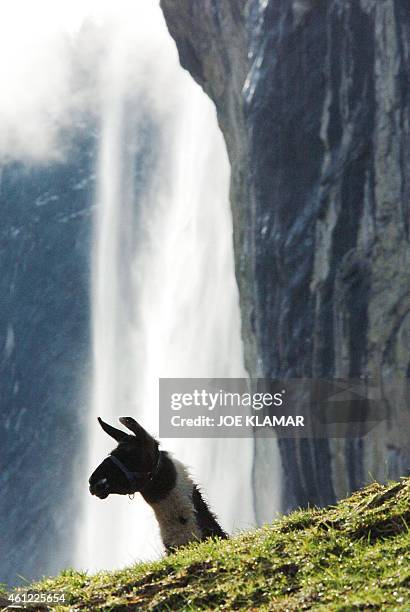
<box><xmin>0</xmin><ymin>132</ymin><xmax>95</xmax><ymax>584</ymax></box>
<box><xmin>160</xmin><ymin>0</ymin><xmax>410</xmax><ymax>516</ymax></box>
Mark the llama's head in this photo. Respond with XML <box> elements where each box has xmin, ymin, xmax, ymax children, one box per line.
<box><xmin>89</xmin><ymin>417</ymin><xmax>160</xmax><ymax>499</ymax></box>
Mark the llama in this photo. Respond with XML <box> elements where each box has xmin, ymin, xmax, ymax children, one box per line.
<box><xmin>89</xmin><ymin>416</ymin><xmax>227</xmax><ymax>551</ymax></box>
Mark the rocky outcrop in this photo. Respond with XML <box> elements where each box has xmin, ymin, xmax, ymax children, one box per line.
<box><xmin>0</xmin><ymin>132</ymin><xmax>95</xmax><ymax>584</ymax></box>
<box><xmin>160</xmin><ymin>0</ymin><xmax>410</xmax><ymax>515</ymax></box>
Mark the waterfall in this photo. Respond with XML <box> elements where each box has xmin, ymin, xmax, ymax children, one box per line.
<box><xmin>76</xmin><ymin>1</ymin><xmax>255</xmax><ymax>572</ymax></box>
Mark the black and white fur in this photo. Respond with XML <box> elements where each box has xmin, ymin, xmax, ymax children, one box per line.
<box><xmin>89</xmin><ymin>417</ymin><xmax>227</xmax><ymax>552</ymax></box>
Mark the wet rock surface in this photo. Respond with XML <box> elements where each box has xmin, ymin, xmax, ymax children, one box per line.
<box><xmin>0</xmin><ymin>133</ymin><xmax>95</xmax><ymax>584</ymax></box>
<box><xmin>161</xmin><ymin>0</ymin><xmax>410</xmax><ymax>515</ymax></box>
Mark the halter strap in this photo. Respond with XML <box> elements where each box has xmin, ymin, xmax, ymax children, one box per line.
<box><xmin>108</xmin><ymin>451</ymin><xmax>162</xmax><ymax>488</ymax></box>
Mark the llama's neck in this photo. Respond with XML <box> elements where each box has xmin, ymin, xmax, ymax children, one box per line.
<box><xmin>141</xmin><ymin>451</ymin><xmax>226</xmax><ymax>551</ymax></box>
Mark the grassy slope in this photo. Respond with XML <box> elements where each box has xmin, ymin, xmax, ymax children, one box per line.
<box><xmin>4</xmin><ymin>477</ymin><xmax>410</xmax><ymax>611</ymax></box>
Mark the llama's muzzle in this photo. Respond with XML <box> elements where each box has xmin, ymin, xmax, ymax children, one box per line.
<box><xmin>89</xmin><ymin>478</ymin><xmax>110</xmax><ymax>499</ymax></box>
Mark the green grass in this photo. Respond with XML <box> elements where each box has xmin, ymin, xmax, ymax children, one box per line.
<box><xmin>6</xmin><ymin>478</ymin><xmax>410</xmax><ymax>611</ymax></box>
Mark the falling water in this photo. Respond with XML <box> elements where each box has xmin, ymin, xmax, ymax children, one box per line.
<box><xmin>76</xmin><ymin>2</ymin><xmax>255</xmax><ymax>572</ymax></box>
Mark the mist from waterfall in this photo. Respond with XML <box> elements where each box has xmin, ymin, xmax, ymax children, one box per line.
<box><xmin>0</xmin><ymin>0</ymin><xmax>270</xmax><ymax>577</ymax></box>
<box><xmin>75</xmin><ymin>1</ymin><xmax>256</xmax><ymax>572</ymax></box>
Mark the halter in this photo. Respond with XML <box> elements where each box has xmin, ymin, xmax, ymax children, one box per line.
<box><xmin>107</xmin><ymin>451</ymin><xmax>162</xmax><ymax>490</ymax></box>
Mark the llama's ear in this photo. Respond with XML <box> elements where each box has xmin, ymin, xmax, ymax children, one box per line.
<box><xmin>98</xmin><ymin>417</ymin><xmax>128</xmax><ymax>442</ymax></box>
<box><xmin>119</xmin><ymin>417</ymin><xmax>154</xmax><ymax>441</ymax></box>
